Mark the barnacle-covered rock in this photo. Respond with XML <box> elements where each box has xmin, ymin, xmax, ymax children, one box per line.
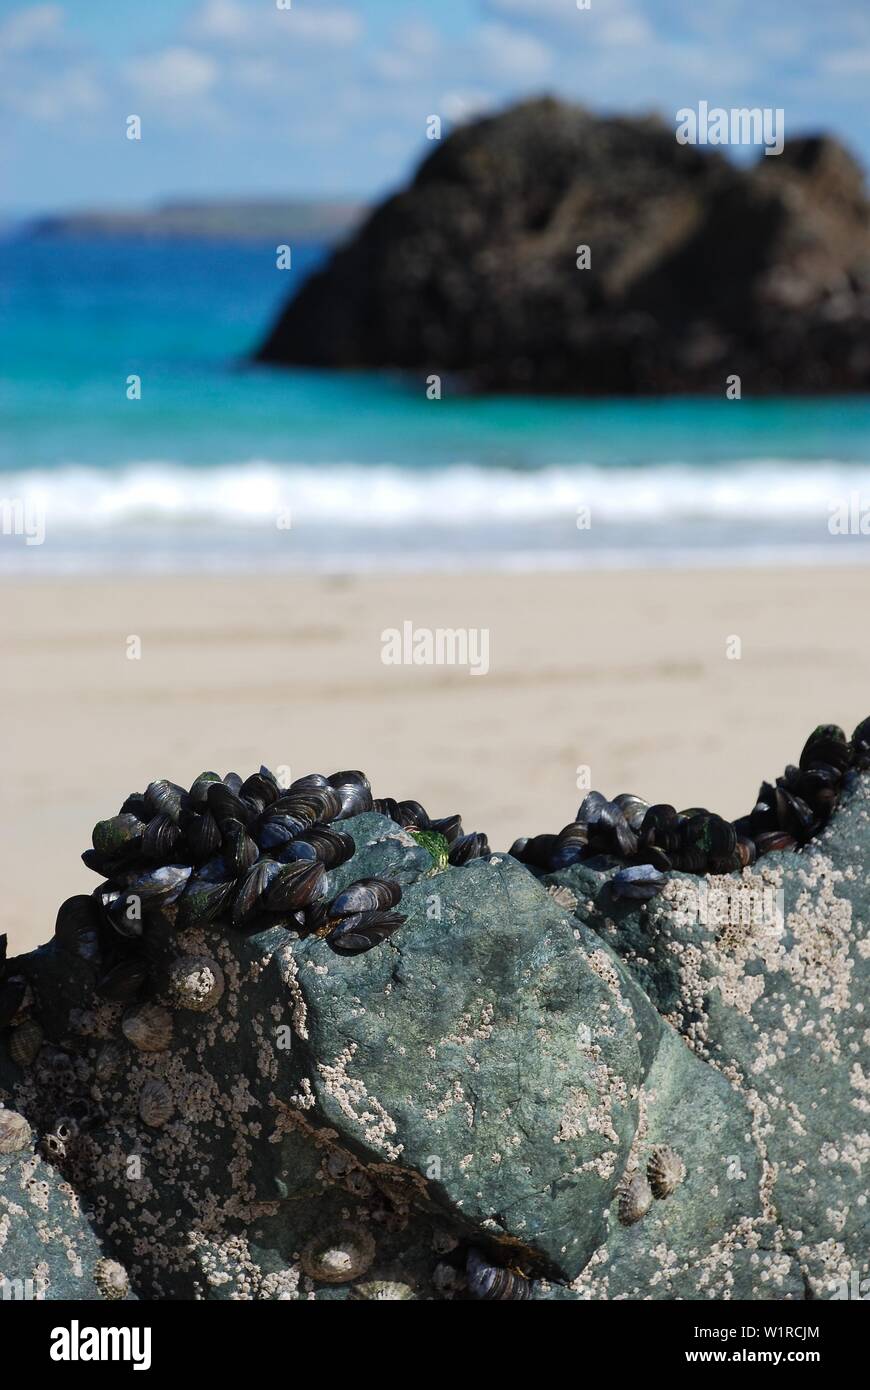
<box><xmin>1</xmin><ymin>721</ymin><xmax>868</xmax><ymax>1303</ymax></box>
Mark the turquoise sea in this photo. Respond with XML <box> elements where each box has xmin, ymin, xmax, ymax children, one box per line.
<box><xmin>2</xmin><ymin>237</ymin><xmax>869</xmax><ymax>573</ymax></box>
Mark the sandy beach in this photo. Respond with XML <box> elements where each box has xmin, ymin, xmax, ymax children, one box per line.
<box><xmin>2</xmin><ymin>564</ymin><xmax>868</xmax><ymax>955</ymax></box>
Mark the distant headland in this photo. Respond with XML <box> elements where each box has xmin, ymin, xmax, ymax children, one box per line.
<box><xmin>15</xmin><ymin>198</ymin><xmax>365</xmax><ymax>245</ymax></box>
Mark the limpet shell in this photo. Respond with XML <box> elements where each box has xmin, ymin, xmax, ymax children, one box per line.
<box><xmin>9</xmin><ymin>1017</ymin><xmax>43</xmax><ymax>1068</ymax></box>
<box><xmin>350</xmin><ymin>1280</ymin><xmax>415</xmax><ymax>1300</ymax></box>
<box><xmin>138</xmin><ymin>1076</ymin><xmax>173</xmax><ymax>1128</ymax></box>
<box><xmin>122</xmin><ymin>1003</ymin><xmax>173</xmax><ymax>1053</ymax></box>
<box><xmin>618</xmin><ymin>1172</ymin><xmax>654</xmax><ymax>1226</ymax></box>
<box><xmin>647</xmin><ymin>1144</ymin><xmax>685</xmax><ymax>1199</ymax></box>
<box><xmin>95</xmin><ymin>1039</ymin><xmax>128</xmax><ymax>1084</ymax></box>
<box><xmin>94</xmin><ymin>1257</ymin><xmax>129</xmax><ymax>1301</ymax></box>
<box><xmin>0</xmin><ymin>1106</ymin><xmax>32</xmax><ymax>1155</ymax></box>
<box><xmin>168</xmin><ymin>955</ymin><xmax>225</xmax><ymax>1013</ymax></box>
<box><xmin>300</xmin><ymin>1224</ymin><xmax>375</xmax><ymax>1284</ymax></box>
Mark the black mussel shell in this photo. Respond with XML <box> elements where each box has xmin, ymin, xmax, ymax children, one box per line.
<box><xmin>223</xmin><ymin>818</ymin><xmax>259</xmax><ymax>875</ymax></box>
<box><xmin>207</xmin><ymin>781</ymin><xmax>254</xmax><ymax>828</ymax></box>
<box><xmin>118</xmin><ymin>864</ymin><xmax>192</xmax><ymax>904</ymax></box>
<box><xmin>428</xmin><ymin>814</ymin><xmax>463</xmax><ymax>845</ymax></box>
<box><xmin>257</xmin><ymin>813</ymin><xmax>308</xmax><ymax>849</ymax></box>
<box><xmin>141</xmin><ymin>813</ymin><xmax>182</xmax><ymax>862</ymax></box>
<box><xmin>639</xmin><ymin>804</ymin><xmax>678</xmax><ymax>848</ymax></box>
<box><xmin>0</xmin><ymin>931</ymin><xmax>5</xmax><ymax>977</ymax></box>
<box><xmin>267</xmin><ymin>795</ymin><xmax>320</xmax><ymax>830</ymax></box>
<box><xmin>852</xmin><ymin>716</ymin><xmax>870</xmax><ymax>770</ymax></box>
<box><xmin>329</xmin><ymin>878</ymin><xmax>401</xmax><ymax>917</ymax></box>
<box><xmin>301</xmin><ymin>899</ymin><xmax>331</xmax><ymax>934</ymax></box>
<box><xmin>188</xmin><ymin>771</ymin><xmax>223</xmax><ymax>808</ymax></box>
<box><xmin>774</xmin><ymin>785</ymin><xmax>816</xmax><ymax>840</ymax></box>
<box><xmin>736</xmin><ymin>836</ymin><xmax>757</xmax><ymax>868</ymax></box>
<box><xmin>449</xmin><ymin>832</ymin><xmax>489</xmax><ymax>866</ymax></box>
<box><xmin>329</xmin><ymin>775</ymin><xmax>375</xmax><ymax>819</ymax></box>
<box><xmin>187</xmin><ymin>810</ymin><xmax>222</xmax><ymax>863</ymax></box>
<box><xmin>96</xmin><ymin>957</ymin><xmax>150</xmax><ymax>1003</ymax></box>
<box><xmin>612</xmin><ymin>793</ymin><xmax>650</xmax><ymax>832</ymax></box>
<box><xmin>754</xmin><ymin>830</ymin><xmax>798</xmax><ymax>855</ymax></box>
<box><xmin>99</xmin><ymin>888</ymin><xmax>145</xmax><ymax>939</ymax></box>
<box><xmin>144</xmin><ymin>778</ymin><xmax>187</xmax><ymax>824</ymax></box>
<box><xmin>326</xmin><ymin>909</ymin><xmax>405</xmax><ymax>956</ymax></box>
<box><xmin>55</xmin><ymin>895</ymin><xmax>102</xmax><ymax>961</ymax></box>
<box><xmin>372</xmin><ymin>796</ymin><xmax>402</xmax><ymax>822</ymax></box>
<box><xmin>682</xmin><ymin>812</ymin><xmax>736</xmax><ymax>860</ymax></box>
<box><xmin>231</xmin><ymin>859</ymin><xmax>283</xmax><ymax>926</ymax></box>
<box><xmin>92</xmin><ymin>814</ymin><xmax>144</xmax><ymax>858</ymax></box>
<box><xmin>241</xmin><ymin>768</ymin><xmax>280</xmax><ymax>808</ymax></box>
<box><xmin>289</xmin><ymin>772</ymin><xmax>330</xmax><ymax>793</ymax></box>
<box><xmin>265</xmin><ymin>861</ymin><xmax>328</xmax><ymax>913</ymax></box>
<box><xmin>396</xmin><ymin>799</ymin><xmax>429</xmax><ymax>829</ymax></box>
<box><xmin>799</xmin><ymin>724</ymin><xmax>850</xmax><ymax>774</ymax></box>
<box><xmin>81</xmin><ymin>847</ymin><xmax>134</xmax><ymax>879</ymax></box>
<box><xmin>633</xmin><ymin>844</ymin><xmax>672</xmax><ymax>871</ymax></box>
<box><xmin>549</xmin><ymin>822</ymin><xmax>589</xmax><ymax>870</ymax></box>
<box><xmin>294</xmin><ymin>827</ymin><xmax>355</xmax><ymax>869</ymax></box>
<box><xmin>119</xmin><ymin>792</ymin><xmax>148</xmax><ymax>818</ymax></box>
<box><xmin>576</xmin><ymin>790</ymin><xmax>610</xmax><ymax>824</ymax></box>
<box><xmin>177</xmin><ymin>872</ymin><xmax>235</xmax><ymax>928</ymax></box>
<box><xmin>223</xmin><ymin>772</ymin><xmax>244</xmax><ymax>795</ymax></box>
<box><xmin>595</xmin><ymin>801</ymin><xmax>637</xmax><ymax>858</ymax></box>
<box><xmin>611</xmin><ymin>865</ymin><xmax>668</xmax><ymax>900</ymax></box>
<box><xmin>274</xmin><ymin>838</ymin><xmax>319</xmax><ymax>864</ymax></box>
<box><xmin>510</xmin><ymin>832</ymin><xmax>555</xmax><ymax>868</ymax></box>
<box><xmin>466</xmin><ymin>1248</ymin><xmax>531</xmax><ymax>1302</ymax></box>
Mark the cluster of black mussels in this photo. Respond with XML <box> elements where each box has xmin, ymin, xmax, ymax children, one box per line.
<box><xmin>510</xmin><ymin>719</ymin><xmax>870</xmax><ymax>899</ymax></box>
<box><xmin>1</xmin><ymin>717</ymin><xmax>866</xmax><ymax>1025</ymax></box>
<box><xmin>37</xmin><ymin>767</ymin><xmax>489</xmax><ymax>1009</ymax></box>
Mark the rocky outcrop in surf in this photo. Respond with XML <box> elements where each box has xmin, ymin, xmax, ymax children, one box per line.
<box><xmin>255</xmin><ymin>98</ymin><xmax>870</xmax><ymax>395</ymax></box>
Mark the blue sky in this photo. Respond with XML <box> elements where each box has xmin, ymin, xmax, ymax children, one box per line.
<box><xmin>2</xmin><ymin>0</ymin><xmax>869</xmax><ymax>214</ymax></box>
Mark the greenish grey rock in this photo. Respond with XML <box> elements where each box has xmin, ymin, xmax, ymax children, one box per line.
<box><xmin>1</xmin><ymin>788</ymin><xmax>867</xmax><ymax>1300</ymax></box>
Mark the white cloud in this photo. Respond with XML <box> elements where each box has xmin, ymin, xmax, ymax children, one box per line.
<box><xmin>372</xmin><ymin>19</ymin><xmax>440</xmax><ymax>82</ymax></box>
<box><xmin>11</xmin><ymin>66</ymin><xmax>102</xmax><ymax>120</ymax></box>
<box><xmin>287</xmin><ymin>7</ymin><xmax>362</xmax><ymax>47</ymax></box>
<box><xmin>189</xmin><ymin>0</ymin><xmax>362</xmax><ymax>50</ymax></box>
<box><xmin>126</xmin><ymin>47</ymin><xmax>219</xmax><ymax>102</ymax></box>
<box><xmin>440</xmin><ymin>89</ymin><xmax>497</xmax><ymax>125</ymax></box>
<box><xmin>474</xmin><ymin>22</ymin><xmax>552</xmax><ymax>79</ymax></box>
<box><xmin>822</xmin><ymin>49</ymin><xmax>870</xmax><ymax>75</ymax></box>
<box><xmin>188</xmin><ymin>0</ymin><xmax>249</xmax><ymax>42</ymax></box>
<box><xmin>0</xmin><ymin>3</ymin><xmax>63</xmax><ymax>53</ymax></box>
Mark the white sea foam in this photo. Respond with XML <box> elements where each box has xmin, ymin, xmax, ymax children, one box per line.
<box><xmin>1</xmin><ymin>459</ymin><xmax>869</xmax><ymax>573</ymax></box>
<box><xmin>1</xmin><ymin>459</ymin><xmax>868</xmax><ymax>527</ymax></box>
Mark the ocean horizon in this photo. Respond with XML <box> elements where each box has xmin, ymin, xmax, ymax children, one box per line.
<box><xmin>2</xmin><ymin>236</ymin><xmax>869</xmax><ymax>575</ymax></box>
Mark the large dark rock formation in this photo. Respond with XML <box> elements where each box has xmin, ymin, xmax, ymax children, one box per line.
<box><xmin>255</xmin><ymin>98</ymin><xmax>870</xmax><ymax>394</ymax></box>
